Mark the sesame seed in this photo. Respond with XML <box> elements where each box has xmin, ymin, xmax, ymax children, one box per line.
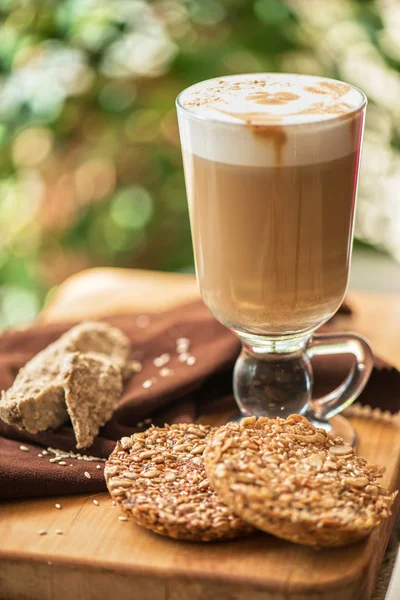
<box><xmin>118</xmin><ymin>516</ymin><xmax>128</xmax><ymax>521</ymax></box>
<box><xmin>96</xmin><ymin>465</ymin><xmax>101</xmax><ymax>469</ymax></box>
<box><xmin>153</xmin><ymin>353</ymin><xmax>170</xmax><ymax>367</ymax></box>
<box><xmin>93</xmin><ymin>500</ymin><xmax>99</xmax><ymax>506</ymax></box>
<box><xmin>178</xmin><ymin>353</ymin><xmax>190</xmax><ymax>362</ymax></box>
<box><xmin>49</xmin><ymin>458</ymin><xmax>57</xmax><ymax>463</ymax></box>
<box><xmin>20</xmin><ymin>445</ymin><xmax>29</xmax><ymax>452</ymax></box>
<box><xmin>176</xmin><ymin>338</ymin><xmax>190</xmax><ymax>353</ymax></box>
<box><xmin>45</xmin><ymin>446</ymin><xmax>105</xmax><ymax>463</ymax></box>
<box><xmin>38</xmin><ymin>530</ymin><xmax>47</xmax><ymax>536</ymax></box>
<box><xmin>55</xmin><ymin>529</ymin><xmax>64</xmax><ymax>535</ymax></box>
<box><xmin>55</xmin><ymin>504</ymin><xmax>61</xmax><ymax>509</ymax></box>
<box><xmin>160</xmin><ymin>367</ymin><xmax>174</xmax><ymax>377</ymax></box>
<box><xmin>177</xmin><ymin>345</ymin><xmax>189</xmax><ymax>354</ymax></box>
<box><xmin>186</xmin><ymin>356</ymin><xmax>196</xmax><ymax>366</ymax></box>
<box><xmin>38</xmin><ymin>454</ymin><xmax>43</xmax><ymax>458</ymax></box>
<box><xmin>59</xmin><ymin>461</ymin><xmax>67</xmax><ymax>466</ymax></box>
<box><xmin>42</xmin><ymin>450</ymin><xmax>49</xmax><ymax>455</ymax></box>
<box><xmin>136</xmin><ymin>315</ymin><xmax>150</xmax><ymax>328</ymax></box>
<box><xmin>142</xmin><ymin>380</ymin><xmax>153</xmax><ymax>389</ymax></box>
<box><xmin>84</xmin><ymin>471</ymin><xmax>91</xmax><ymax>479</ymax></box>
<box><xmin>130</xmin><ymin>360</ymin><xmax>143</xmax><ymax>373</ymax></box>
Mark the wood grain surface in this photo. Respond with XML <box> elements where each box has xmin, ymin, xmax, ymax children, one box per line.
<box><xmin>1</xmin><ymin>268</ymin><xmax>399</xmax><ymax>600</ymax></box>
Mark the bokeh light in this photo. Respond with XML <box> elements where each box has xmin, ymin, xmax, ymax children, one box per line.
<box><xmin>0</xmin><ymin>0</ymin><xmax>399</xmax><ymax>327</ymax></box>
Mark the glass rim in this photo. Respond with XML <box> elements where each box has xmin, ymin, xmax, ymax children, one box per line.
<box><xmin>176</xmin><ymin>73</ymin><xmax>367</xmax><ymax>128</ymax></box>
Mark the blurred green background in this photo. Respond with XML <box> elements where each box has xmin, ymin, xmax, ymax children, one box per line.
<box><xmin>1</xmin><ymin>0</ymin><xmax>400</xmax><ymax>328</ymax></box>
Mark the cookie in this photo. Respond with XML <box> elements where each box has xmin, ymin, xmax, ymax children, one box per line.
<box><xmin>204</xmin><ymin>415</ymin><xmax>396</xmax><ymax>547</ymax></box>
<box><xmin>105</xmin><ymin>423</ymin><xmax>254</xmax><ymax>542</ymax></box>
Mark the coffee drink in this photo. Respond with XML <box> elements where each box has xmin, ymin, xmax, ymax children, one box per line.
<box><xmin>177</xmin><ymin>74</ymin><xmax>365</xmax><ymax>336</ymax></box>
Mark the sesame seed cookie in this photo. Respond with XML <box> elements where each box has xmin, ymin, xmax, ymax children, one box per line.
<box><xmin>204</xmin><ymin>415</ymin><xmax>396</xmax><ymax>547</ymax></box>
<box><xmin>105</xmin><ymin>423</ymin><xmax>254</xmax><ymax>542</ymax></box>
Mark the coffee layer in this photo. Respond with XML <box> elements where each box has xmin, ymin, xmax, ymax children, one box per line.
<box><xmin>184</xmin><ymin>152</ymin><xmax>359</xmax><ymax>336</ymax></box>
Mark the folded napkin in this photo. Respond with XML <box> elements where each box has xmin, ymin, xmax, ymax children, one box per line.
<box><xmin>0</xmin><ymin>301</ymin><xmax>399</xmax><ymax>500</ymax></box>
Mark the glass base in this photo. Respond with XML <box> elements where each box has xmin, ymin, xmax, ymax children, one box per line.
<box><xmin>231</xmin><ymin>329</ymin><xmax>372</xmax><ymax>445</ymax></box>
<box><xmin>229</xmin><ymin>412</ymin><xmax>356</xmax><ymax>447</ymax></box>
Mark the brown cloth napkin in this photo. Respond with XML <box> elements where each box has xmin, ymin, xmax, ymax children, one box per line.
<box><xmin>0</xmin><ymin>301</ymin><xmax>399</xmax><ymax>500</ymax></box>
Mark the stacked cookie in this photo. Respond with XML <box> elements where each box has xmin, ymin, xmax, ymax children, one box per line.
<box><xmin>105</xmin><ymin>415</ymin><xmax>396</xmax><ymax>547</ymax></box>
<box><xmin>105</xmin><ymin>423</ymin><xmax>254</xmax><ymax>542</ymax></box>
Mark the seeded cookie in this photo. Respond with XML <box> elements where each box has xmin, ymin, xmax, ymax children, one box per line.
<box><xmin>105</xmin><ymin>424</ymin><xmax>254</xmax><ymax>542</ymax></box>
<box><xmin>204</xmin><ymin>415</ymin><xmax>396</xmax><ymax>547</ymax></box>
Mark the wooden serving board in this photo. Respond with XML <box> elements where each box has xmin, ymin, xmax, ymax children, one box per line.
<box><xmin>1</xmin><ymin>269</ymin><xmax>399</xmax><ymax>600</ymax></box>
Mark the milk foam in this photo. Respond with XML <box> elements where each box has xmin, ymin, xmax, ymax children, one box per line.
<box><xmin>176</xmin><ymin>74</ymin><xmax>366</xmax><ymax>167</ymax></box>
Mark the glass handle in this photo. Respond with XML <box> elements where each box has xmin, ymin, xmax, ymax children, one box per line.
<box><xmin>306</xmin><ymin>333</ymin><xmax>374</xmax><ymax>420</ymax></box>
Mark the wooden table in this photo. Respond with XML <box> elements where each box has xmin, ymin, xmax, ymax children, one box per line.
<box><xmin>1</xmin><ymin>268</ymin><xmax>399</xmax><ymax>600</ymax></box>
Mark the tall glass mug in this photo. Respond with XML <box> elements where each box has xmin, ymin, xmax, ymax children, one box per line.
<box><xmin>176</xmin><ymin>73</ymin><xmax>373</xmax><ymax>442</ymax></box>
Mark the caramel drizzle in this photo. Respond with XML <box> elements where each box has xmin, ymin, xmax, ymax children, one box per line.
<box><xmin>245</xmin><ymin>91</ymin><xmax>300</xmax><ymax>105</ymax></box>
<box><xmin>304</xmin><ymin>81</ymin><xmax>351</xmax><ymax>99</ymax></box>
<box><xmin>215</xmin><ymin>108</ymin><xmax>287</xmax><ymax>167</ymax></box>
